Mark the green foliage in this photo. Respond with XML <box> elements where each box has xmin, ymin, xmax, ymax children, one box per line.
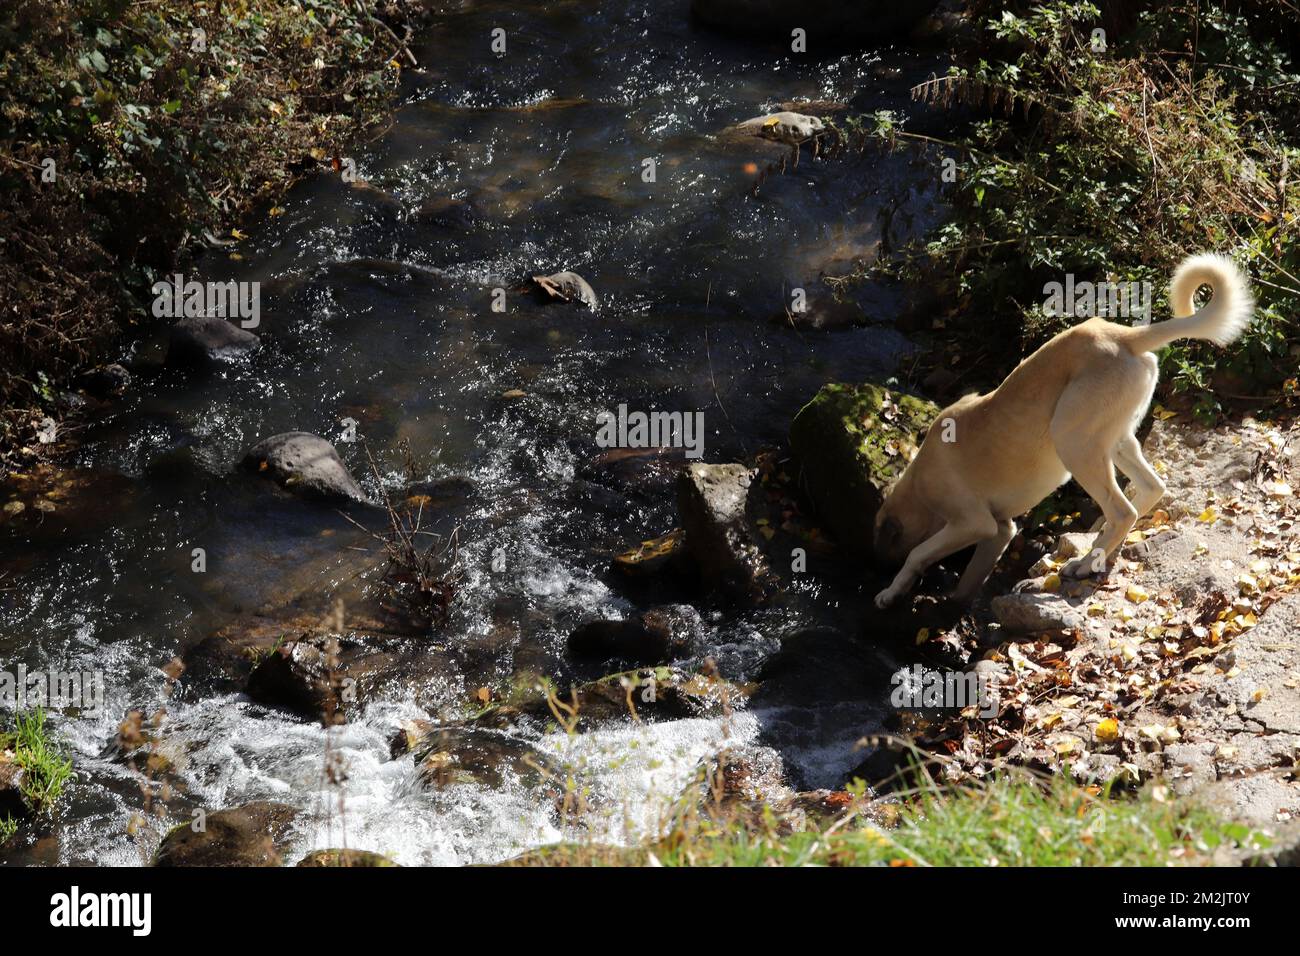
<box><xmin>0</xmin><ymin>814</ymin><xmax>17</xmax><ymax>846</ymax></box>
<box><xmin>870</xmin><ymin>1</ymin><xmax>1300</xmax><ymax>418</ymax></box>
<box><xmin>0</xmin><ymin>0</ymin><xmax>423</xmax><ymax>459</ymax></box>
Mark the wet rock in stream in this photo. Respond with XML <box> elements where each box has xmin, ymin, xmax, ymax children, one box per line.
<box><xmin>181</xmin><ymin>616</ymin><xmax>302</xmax><ymax>694</ymax></box>
<box><xmin>412</xmin><ymin>727</ymin><xmax>560</xmax><ymax>794</ymax></box>
<box><xmin>245</xmin><ymin>633</ymin><xmax>459</xmax><ymax>723</ymax></box>
<box><xmin>529</xmin><ymin>270</ymin><xmax>599</xmax><ymax>309</ymax></box>
<box><xmin>473</xmin><ymin>667</ymin><xmax>742</xmax><ymax>733</ymax></box>
<box><xmin>567</xmin><ymin>604</ymin><xmax>704</xmax><ymax>669</ymax></box>
<box><xmin>677</xmin><ymin>462</ymin><xmax>774</xmax><ymax>602</ymax></box>
<box><xmin>612</xmin><ymin>529</ymin><xmax>688</xmax><ymax>580</ymax></box>
<box><xmin>77</xmin><ymin>363</ymin><xmax>131</xmax><ymax>398</ymax></box>
<box><xmin>0</xmin><ymin>758</ymin><xmax>29</xmax><ymax>820</ymax></box>
<box><xmin>154</xmin><ymin>801</ymin><xmax>299</xmax><ymax>867</ymax></box>
<box><xmin>774</xmin><ymin>283</ymin><xmax>867</xmax><ymax>331</ymax></box>
<box><xmin>166</xmin><ymin>316</ymin><xmax>261</xmax><ymax>367</ymax></box>
<box><xmin>241</xmin><ymin>431</ymin><xmax>368</xmax><ymax>503</ymax></box>
<box><xmin>748</xmin><ymin>627</ymin><xmax>901</xmax><ymax>790</ymax></box>
<box><xmin>731</xmin><ymin>111</ymin><xmax>826</xmax><ymax>146</ymax></box>
<box><xmin>580</xmin><ymin>446</ymin><xmax>687</xmax><ymax>502</ymax></box>
<box><xmin>411</xmin><ymin>193</ymin><xmax>483</xmax><ymax>229</ymax></box>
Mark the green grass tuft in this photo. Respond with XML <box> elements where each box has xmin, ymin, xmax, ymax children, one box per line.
<box><xmin>8</xmin><ymin>708</ymin><xmax>75</xmax><ymax>817</ymax></box>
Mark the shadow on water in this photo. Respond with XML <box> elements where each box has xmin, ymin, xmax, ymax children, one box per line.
<box><xmin>0</xmin><ymin>1</ymin><xmax>951</xmax><ymax>863</ymax></box>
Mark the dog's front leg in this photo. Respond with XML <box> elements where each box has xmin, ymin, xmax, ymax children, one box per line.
<box><xmin>875</xmin><ymin>520</ymin><xmax>995</xmax><ymax>610</ymax></box>
<box><xmin>951</xmin><ymin>519</ymin><xmax>1015</xmax><ymax>605</ymax></box>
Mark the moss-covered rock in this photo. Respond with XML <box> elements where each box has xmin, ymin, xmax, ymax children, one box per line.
<box><xmin>789</xmin><ymin>383</ymin><xmax>938</xmax><ymax>560</ymax></box>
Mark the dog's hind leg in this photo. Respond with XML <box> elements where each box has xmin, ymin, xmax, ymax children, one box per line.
<box><xmin>1054</xmin><ymin>442</ymin><xmax>1137</xmax><ymax>579</ymax></box>
<box><xmin>951</xmin><ymin>518</ymin><xmax>1016</xmax><ymax>605</ymax></box>
<box><xmin>1113</xmin><ymin>432</ymin><xmax>1166</xmax><ymax>518</ymax></box>
<box><xmin>874</xmin><ymin>515</ymin><xmax>999</xmax><ymax>609</ymax></box>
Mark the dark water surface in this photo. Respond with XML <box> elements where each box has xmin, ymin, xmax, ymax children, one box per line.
<box><xmin>1</xmin><ymin>1</ymin><xmax>946</xmax><ymax>865</ymax></box>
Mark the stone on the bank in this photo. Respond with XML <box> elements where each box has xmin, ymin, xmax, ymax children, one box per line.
<box><xmin>789</xmin><ymin>383</ymin><xmax>939</xmax><ymax>561</ymax></box>
<box><xmin>241</xmin><ymin>431</ymin><xmax>367</xmax><ymax>503</ymax></box>
<box><xmin>990</xmin><ymin>592</ymin><xmax>1087</xmax><ymax>634</ymax></box>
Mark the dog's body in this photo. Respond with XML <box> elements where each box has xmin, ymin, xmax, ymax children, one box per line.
<box><xmin>873</xmin><ymin>254</ymin><xmax>1254</xmax><ymax>610</ymax></box>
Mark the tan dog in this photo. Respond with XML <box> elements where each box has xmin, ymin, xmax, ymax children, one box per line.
<box><xmin>873</xmin><ymin>254</ymin><xmax>1253</xmax><ymax>610</ymax></box>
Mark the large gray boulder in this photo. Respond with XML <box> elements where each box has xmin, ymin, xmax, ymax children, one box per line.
<box><xmin>241</xmin><ymin>432</ymin><xmax>367</xmax><ymax>503</ymax></box>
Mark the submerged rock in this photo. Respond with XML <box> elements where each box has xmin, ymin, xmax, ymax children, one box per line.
<box><xmin>775</xmin><ymin>286</ymin><xmax>866</xmax><ymax>330</ymax></box>
<box><xmin>413</xmin><ymin>727</ymin><xmax>559</xmax><ymax>793</ymax></box>
<box><xmin>580</xmin><ymin>446</ymin><xmax>687</xmax><ymax>501</ymax></box>
<box><xmin>241</xmin><ymin>431</ymin><xmax>368</xmax><ymax>503</ymax></box>
<box><xmin>246</xmin><ymin>636</ymin><xmax>350</xmax><ymax>722</ymax></box>
<box><xmin>677</xmin><ymin>462</ymin><xmax>773</xmax><ymax>601</ymax></box>
<box><xmin>411</xmin><ymin>193</ymin><xmax>482</xmax><ymax>228</ymax></box>
<box><xmin>167</xmin><ymin>316</ymin><xmax>260</xmax><ymax>367</ymax></box>
<box><xmin>789</xmin><ymin>383</ymin><xmax>939</xmax><ymax>561</ymax></box>
<box><xmin>389</xmin><ymin>718</ymin><xmax>437</xmax><ymax>759</ymax></box>
<box><xmin>244</xmin><ymin>633</ymin><xmax>457</xmax><ymax>724</ymax></box>
<box><xmin>78</xmin><ymin>363</ymin><xmax>131</xmax><ymax>398</ymax></box>
<box><xmin>568</xmin><ymin>605</ymin><xmax>703</xmax><ymax>668</ymax></box>
<box><xmin>530</xmin><ymin>270</ymin><xmax>598</xmax><ymax>309</ymax></box>
<box><xmin>180</xmin><ymin>617</ymin><xmax>304</xmax><ymax>695</ymax></box>
<box><xmin>475</xmin><ymin>667</ymin><xmax>740</xmax><ymax>732</ymax></box>
<box><xmin>154</xmin><ymin>801</ymin><xmax>298</xmax><ymax>867</ymax></box>
<box><xmin>296</xmin><ymin>848</ymin><xmax>399</xmax><ymax>867</ymax></box>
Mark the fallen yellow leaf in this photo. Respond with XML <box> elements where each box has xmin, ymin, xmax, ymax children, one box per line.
<box><xmin>1094</xmin><ymin>718</ymin><xmax>1120</xmax><ymax>743</ymax></box>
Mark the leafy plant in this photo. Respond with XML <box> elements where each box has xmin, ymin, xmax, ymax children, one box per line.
<box><xmin>849</xmin><ymin>1</ymin><xmax>1300</xmax><ymax>418</ymax></box>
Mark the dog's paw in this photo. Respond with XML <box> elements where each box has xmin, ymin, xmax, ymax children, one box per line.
<box><xmin>874</xmin><ymin>587</ymin><xmax>900</xmax><ymax>610</ymax></box>
<box><xmin>1060</xmin><ymin>553</ymin><xmax>1103</xmax><ymax>579</ymax></box>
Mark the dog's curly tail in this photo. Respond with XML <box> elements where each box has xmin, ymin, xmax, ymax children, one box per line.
<box><xmin>1124</xmin><ymin>253</ymin><xmax>1254</xmax><ymax>354</ymax></box>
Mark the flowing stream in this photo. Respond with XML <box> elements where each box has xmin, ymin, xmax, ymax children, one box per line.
<box><xmin>0</xmin><ymin>1</ymin><xmax>947</xmax><ymax>866</ymax></box>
